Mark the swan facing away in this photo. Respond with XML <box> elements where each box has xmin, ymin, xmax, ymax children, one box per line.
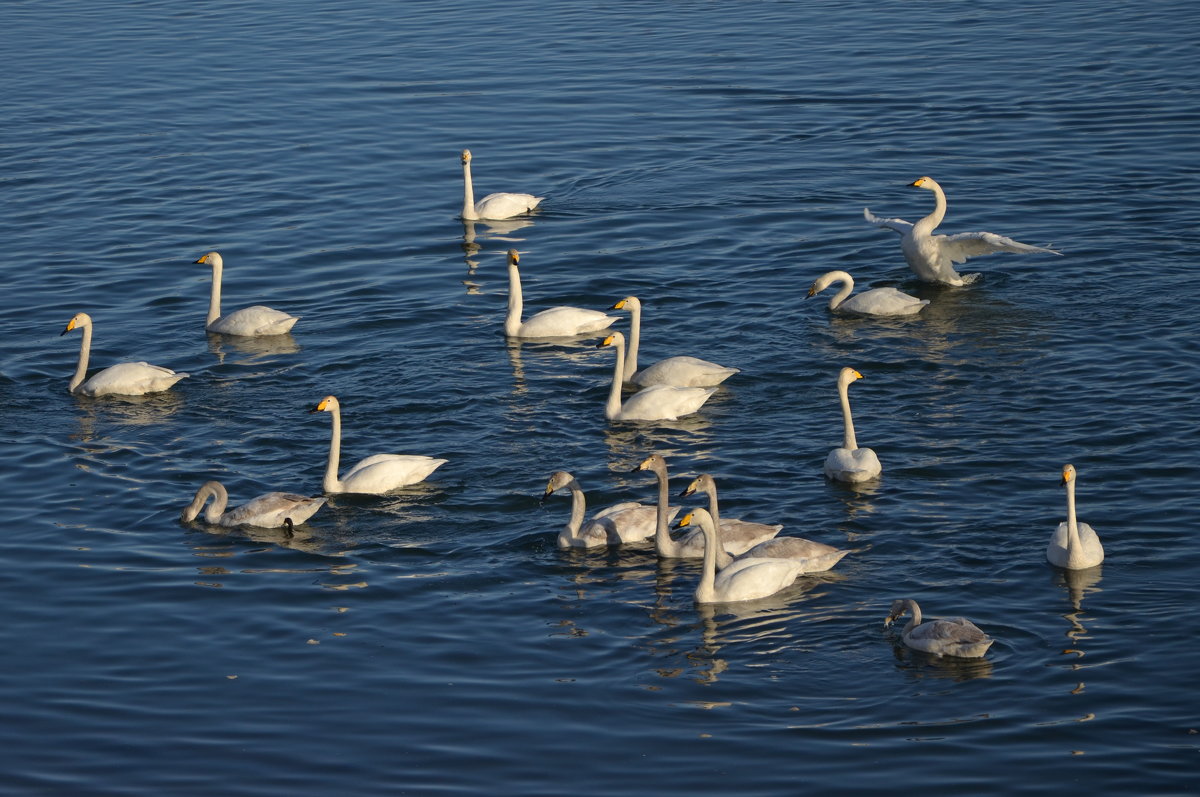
<box><xmin>504</xmin><ymin>249</ymin><xmax>615</xmax><ymax>338</ymax></box>
<box><xmin>181</xmin><ymin>480</ymin><xmax>325</xmax><ymax>529</ymax></box>
<box><xmin>543</xmin><ymin>470</ymin><xmax>674</xmax><ymax>549</ymax></box>
<box><xmin>1047</xmin><ymin>464</ymin><xmax>1104</xmax><ymax>570</ymax></box>
<box><xmin>864</xmin><ymin>176</ymin><xmax>1061</xmax><ymax>286</ymax></box>
<box><xmin>824</xmin><ymin>367</ymin><xmax>882</xmax><ymax>483</ymax></box>
<box><xmin>598</xmin><ymin>332</ymin><xmax>716</xmax><ymax>422</ymax></box>
<box><xmin>885</xmin><ymin>598</ymin><xmax>994</xmax><ymax>658</ymax></box>
<box><xmin>677</xmin><ymin>508</ymin><xmax>810</xmax><ymax>604</ymax></box>
<box><xmin>678</xmin><ymin>473</ymin><xmax>783</xmax><ymax>561</ymax></box>
<box><xmin>806</xmin><ymin>271</ymin><xmax>928</xmax><ymax>317</ymax></box>
<box><xmin>610</xmin><ymin>296</ymin><xmax>739</xmax><ymax>387</ymax></box>
<box><xmin>61</xmin><ymin>312</ymin><xmax>188</xmax><ymax>396</ymax></box>
<box><xmin>309</xmin><ymin>395</ymin><xmax>447</xmax><ymax>495</ymax></box>
<box><xmin>461</xmin><ymin>149</ymin><xmax>544</xmax><ymax>221</ymax></box>
<box><xmin>194</xmin><ymin>252</ymin><xmax>298</xmax><ymax>336</ymax></box>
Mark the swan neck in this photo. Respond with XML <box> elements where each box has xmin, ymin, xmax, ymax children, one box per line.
<box><xmin>696</xmin><ymin>512</ymin><xmax>718</xmax><ymax>603</ymax></box>
<box><xmin>624</xmin><ymin>303</ymin><xmax>641</xmax><ymax>380</ymax></box>
<box><xmin>1065</xmin><ymin>478</ymin><xmax>1081</xmax><ymax>548</ymax></box>
<box><xmin>324</xmin><ymin>405</ymin><xmax>343</xmax><ymax>492</ymax></box>
<box><xmin>567</xmin><ymin>478</ymin><xmax>586</xmax><ymax>535</ymax></box>
<box><xmin>182</xmin><ymin>482</ymin><xmax>228</xmax><ymax>523</ymax></box>
<box><xmin>462</xmin><ymin>160</ymin><xmax>477</xmax><ymax>220</ymax></box>
<box><xmin>207</xmin><ymin>260</ymin><xmax>223</xmax><ymax>327</ymax></box>
<box><xmin>830</xmin><ymin>274</ymin><xmax>853</xmax><ymax>311</ymax></box>
<box><xmin>839</xmin><ymin>380</ymin><xmax>858</xmax><ymax>451</ymax></box>
<box><xmin>916</xmin><ymin>184</ymin><xmax>947</xmax><ymax>235</ymax></box>
<box><xmin>505</xmin><ymin>261</ymin><xmax>523</xmax><ymax>337</ymax></box>
<box><xmin>905</xmin><ymin>600</ymin><xmax>922</xmax><ymax>634</ymax></box>
<box><xmin>69</xmin><ymin>322</ymin><xmax>92</xmax><ymax>392</ymax></box>
<box><xmin>605</xmin><ymin>338</ymin><xmax>625</xmax><ymax>420</ymax></box>
<box><xmin>652</xmin><ymin>464</ymin><xmax>678</xmax><ymax>556</ymax></box>
<box><xmin>704</xmin><ymin>481</ymin><xmax>722</xmax><ymax>530</ymax></box>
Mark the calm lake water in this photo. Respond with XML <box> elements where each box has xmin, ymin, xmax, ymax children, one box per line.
<box><xmin>2</xmin><ymin>0</ymin><xmax>1198</xmax><ymax>793</ymax></box>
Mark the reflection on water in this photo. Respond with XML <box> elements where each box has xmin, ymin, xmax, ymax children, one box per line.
<box><xmin>1052</xmin><ymin>565</ymin><xmax>1103</xmax><ymax>693</ymax></box>
<box><xmin>206</xmin><ymin>332</ymin><xmax>301</xmax><ymax>364</ymax></box>
<box><xmin>460</xmin><ymin>219</ymin><xmax>537</xmax><ymax>294</ymax></box>
<box><xmin>887</xmin><ymin>639</ymin><xmax>995</xmax><ymax>682</ymax></box>
<box><xmin>71</xmin><ymin>391</ymin><xmax>186</xmax><ymax>442</ymax></box>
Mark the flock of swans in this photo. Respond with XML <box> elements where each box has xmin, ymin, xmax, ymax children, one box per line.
<box><xmin>58</xmin><ymin>152</ymin><xmax>1085</xmax><ymax>659</ymax></box>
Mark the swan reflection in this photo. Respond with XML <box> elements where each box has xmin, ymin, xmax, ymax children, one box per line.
<box><xmin>1053</xmin><ymin>564</ymin><xmax>1103</xmax><ymax>678</ymax></box>
<box><xmin>71</xmin><ymin>391</ymin><xmax>185</xmax><ymax>442</ymax></box>
<box><xmin>887</xmin><ymin>640</ymin><xmax>995</xmax><ymax>681</ymax></box>
<box><xmin>206</xmin><ymin>331</ymin><xmax>301</xmax><ymax>364</ymax></box>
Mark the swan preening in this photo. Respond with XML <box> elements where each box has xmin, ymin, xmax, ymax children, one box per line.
<box><xmin>504</xmin><ymin>249</ymin><xmax>615</xmax><ymax>338</ymax></box>
<box><xmin>806</xmin><ymin>271</ymin><xmax>928</xmax><ymax>317</ymax></box>
<box><xmin>309</xmin><ymin>395</ymin><xmax>447</xmax><ymax>494</ymax></box>
<box><xmin>61</xmin><ymin>312</ymin><xmax>188</xmax><ymax>396</ymax></box>
<box><xmin>864</xmin><ymin>176</ymin><xmax>1061</xmax><ymax>286</ymax></box>
<box><xmin>598</xmin><ymin>332</ymin><xmax>716</xmax><ymax>422</ymax></box>
<box><xmin>543</xmin><ymin>470</ymin><xmax>671</xmax><ymax>549</ymax></box>
<box><xmin>677</xmin><ymin>508</ymin><xmax>813</xmax><ymax>604</ymax></box>
<box><xmin>1047</xmin><ymin>464</ymin><xmax>1104</xmax><ymax>570</ymax></box>
<box><xmin>824</xmin><ymin>367</ymin><xmax>881</xmax><ymax>483</ymax></box>
<box><xmin>181</xmin><ymin>480</ymin><xmax>325</xmax><ymax>528</ymax></box>
<box><xmin>885</xmin><ymin>598</ymin><xmax>994</xmax><ymax>658</ymax></box>
<box><xmin>461</xmin><ymin>149</ymin><xmax>544</xmax><ymax>221</ymax></box>
<box><xmin>194</xmin><ymin>252</ymin><xmax>299</xmax><ymax>336</ymax></box>
<box><xmin>610</xmin><ymin>296</ymin><xmax>739</xmax><ymax>387</ymax></box>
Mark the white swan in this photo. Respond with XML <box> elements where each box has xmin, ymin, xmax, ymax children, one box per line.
<box><xmin>864</xmin><ymin>176</ymin><xmax>1062</xmax><ymax>286</ymax></box>
<box><xmin>678</xmin><ymin>508</ymin><xmax>810</xmax><ymax>604</ymax></box>
<box><xmin>504</xmin><ymin>249</ymin><xmax>615</xmax><ymax>338</ymax></box>
<box><xmin>543</xmin><ymin>470</ymin><xmax>673</xmax><ymax>549</ymax></box>
<box><xmin>598</xmin><ymin>332</ymin><xmax>716</xmax><ymax>422</ymax></box>
<box><xmin>633</xmin><ymin>454</ymin><xmax>728</xmax><ymax>559</ymax></box>
<box><xmin>181</xmin><ymin>480</ymin><xmax>325</xmax><ymax>528</ymax></box>
<box><xmin>461</xmin><ymin>149</ymin><xmax>544</xmax><ymax>221</ymax></box>
<box><xmin>194</xmin><ymin>252</ymin><xmax>299</xmax><ymax>336</ymax></box>
<box><xmin>678</xmin><ymin>473</ymin><xmax>783</xmax><ymax>559</ymax></box>
<box><xmin>60</xmin><ymin>312</ymin><xmax>188</xmax><ymax>397</ymax></box>
<box><xmin>309</xmin><ymin>395</ymin><xmax>447</xmax><ymax>494</ymax></box>
<box><xmin>824</xmin><ymin>367</ymin><xmax>882</xmax><ymax>483</ymax></box>
<box><xmin>885</xmin><ymin>598</ymin><xmax>994</xmax><ymax>658</ymax></box>
<box><xmin>806</xmin><ymin>270</ymin><xmax>928</xmax><ymax>317</ymax></box>
<box><xmin>1047</xmin><ymin>464</ymin><xmax>1104</xmax><ymax>570</ymax></box>
<box><xmin>610</xmin><ymin>296</ymin><xmax>739</xmax><ymax>387</ymax></box>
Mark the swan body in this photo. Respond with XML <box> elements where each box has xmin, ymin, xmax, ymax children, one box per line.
<box><xmin>1047</xmin><ymin>464</ymin><xmax>1104</xmax><ymax>570</ymax></box>
<box><xmin>194</xmin><ymin>252</ymin><xmax>298</xmax><ymax>336</ymax></box>
<box><xmin>61</xmin><ymin>312</ymin><xmax>188</xmax><ymax>396</ymax></box>
<box><xmin>504</xmin><ymin>249</ymin><xmax>615</xmax><ymax>338</ymax></box>
<box><xmin>679</xmin><ymin>473</ymin><xmax>783</xmax><ymax>562</ymax></box>
<box><xmin>611</xmin><ymin>296</ymin><xmax>739</xmax><ymax>387</ymax></box>
<box><xmin>461</xmin><ymin>149</ymin><xmax>543</xmax><ymax>221</ymax></box>
<box><xmin>309</xmin><ymin>395</ymin><xmax>446</xmax><ymax>494</ymax></box>
<box><xmin>543</xmin><ymin>470</ymin><xmax>675</xmax><ymax>549</ymax></box>
<box><xmin>181</xmin><ymin>480</ymin><xmax>325</xmax><ymax>528</ymax></box>
<box><xmin>679</xmin><ymin>509</ymin><xmax>808</xmax><ymax>604</ymax></box>
<box><xmin>728</xmin><ymin>535</ymin><xmax>850</xmax><ymax>574</ymax></box>
<box><xmin>806</xmin><ymin>270</ymin><xmax>928</xmax><ymax>317</ymax></box>
<box><xmin>598</xmin><ymin>332</ymin><xmax>716</xmax><ymax>422</ymax></box>
<box><xmin>885</xmin><ymin>598</ymin><xmax>994</xmax><ymax>658</ymax></box>
<box><xmin>824</xmin><ymin>367</ymin><xmax>882</xmax><ymax>483</ymax></box>
<box><xmin>864</xmin><ymin>176</ymin><xmax>1062</xmax><ymax>286</ymax></box>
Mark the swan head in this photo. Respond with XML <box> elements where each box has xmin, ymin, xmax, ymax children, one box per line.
<box><xmin>611</xmin><ymin>296</ymin><xmax>641</xmax><ymax>312</ymax></box>
<box><xmin>309</xmin><ymin>395</ymin><xmax>340</xmax><ymax>414</ymax></box>
<box><xmin>632</xmin><ymin>453</ymin><xmax>665</xmax><ymax>474</ymax></box>
<box><xmin>597</xmin><ymin>331</ymin><xmax>625</xmax><ymax>350</ymax></box>
<box><xmin>807</xmin><ymin>271</ymin><xmax>851</xmax><ymax>298</ymax></box>
<box><xmin>461</xmin><ymin>149</ymin><xmax>472</xmax><ymax>164</ymax></box>
<box><xmin>884</xmin><ymin>598</ymin><xmax>913</xmax><ymax>627</ymax></box>
<box><xmin>1061</xmin><ymin>464</ymin><xmax>1077</xmax><ymax>487</ymax></box>
<box><xmin>542</xmin><ymin>470</ymin><xmax>574</xmax><ymax>503</ymax></box>
<box><xmin>61</xmin><ymin>312</ymin><xmax>92</xmax><ymax>336</ymax></box>
<box><xmin>679</xmin><ymin>473</ymin><xmax>712</xmax><ymax>499</ymax></box>
<box><xmin>909</xmin><ymin>176</ymin><xmax>938</xmax><ymax>191</ymax></box>
<box><xmin>194</xmin><ymin>251</ymin><xmax>222</xmax><ymax>267</ymax></box>
<box><xmin>506</xmin><ymin>248</ymin><xmax>520</xmax><ymax>267</ymax></box>
<box><xmin>838</xmin><ymin>366</ymin><xmax>864</xmax><ymax>387</ymax></box>
<box><xmin>675</xmin><ymin>507</ymin><xmax>713</xmax><ymax>531</ymax></box>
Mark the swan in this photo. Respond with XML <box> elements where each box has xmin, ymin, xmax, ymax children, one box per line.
<box><xmin>181</xmin><ymin>480</ymin><xmax>325</xmax><ymax>528</ymax></box>
<box><xmin>610</xmin><ymin>296</ymin><xmax>739</xmax><ymax>387</ymax></box>
<box><xmin>806</xmin><ymin>270</ymin><xmax>928</xmax><ymax>317</ymax></box>
<box><xmin>864</xmin><ymin>176</ymin><xmax>1062</xmax><ymax>286</ymax></box>
<box><xmin>678</xmin><ymin>473</ymin><xmax>783</xmax><ymax>559</ymax></box>
<box><xmin>503</xmin><ymin>249</ymin><xmax>616</xmax><ymax>338</ymax></box>
<box><xmin>885</xmin><ymin>598</ymin><xmax>994</xmax><ymax>658</ymax></box>
<box><xmin>824</xmin><ymin>367</ymin><xmax>882</xmax><ymax>483</ymax></box>
<box><xmin>677</xmin><ymin>509</ymin><xmax>810</xmax><ymax>604</ymax></box>
<box><xmin>309</xmin><ymin>395</ymin><xmax>447</xmax><ymax>494</ymax></box>
<box><xmin>461</xmin><ymin>149</ymin><xmax>544</xmax><ymax>221</ymax></box>
<box><xmin>1047</xmin><ymin>464</ymin><xmax>1104</xmax><ymax>570</ymax></box>
<box><xmin>543</xmin><ymin>470</ymin><xmax>673</xmax><ymax>549</ymax></box>
<box><xmin>598</xmin><ymin>332</ymin><xmax>716</xmax><ymax>422</ymax></box>
<box><xmin>60</xmin><ymin>312</ymin><xmax>188</xmax><ymax>396</ymax></box>
<box><xmin>194</xmin><ymin>252</ymin><xmax>299</xmax><ymax>336</ymax></box>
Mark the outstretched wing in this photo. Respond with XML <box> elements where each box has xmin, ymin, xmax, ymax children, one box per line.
<box><xmin>940</xmin><ymin>232</ymin><xmax>1062</xmax><ymax>264</ymax></box>
<box><xmin>863</xmin><ymin>207</ymin><xmax>913</xmax><ymax>236</ymax></box>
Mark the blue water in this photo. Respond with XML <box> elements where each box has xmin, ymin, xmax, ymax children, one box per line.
<box><xmin>2</xmin><ymin>0</ymin><xmax>1198</xmax><ymax>793</ymax></box>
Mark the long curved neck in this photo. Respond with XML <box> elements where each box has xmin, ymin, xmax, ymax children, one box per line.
<box><xmin>695</xmin><ymin>512</ymin><xmax>718</xmax><ymax>603</ymax></box>
<box><xmin>605</xmin><ymin>339</ymin><xmax>626</xmax><ymax>419</ymax></box>
<box><xmin>69</xmin><ymin>323</ymin><xmax>92</xmax><ymax>392</ymax></box>
<box><xmin>505</xmin><ymin>262</ymin><xmax>523</xmax><ymax>336</ymax></box>
<box><xmin>566</xmin><ymin>478</ymin><xmax>586</xmax><ymax>535</ymax></box>
<box><xmin>652</xmin><ymin>464</ymin><xmax>678</xmax><ymax>556</ymax></box>
<box><xmin>839</xmin><ymin>380</ymin><xmax>858</xmax><ymax>450</ymax></box>
<box><xmin>207</xmin><ymin>260</ymin><xmax>223</xmax><ymax>327</ymax></box>
<box><xmin>462</xmin><ymin>160</ymin><xmax>478</xmax><ymax>220</ymax></box>
<box><xmin>915</xmin><ymin>184</ymin><xmax>947</xmax><ymax>236</ymax></box>
<box><xmin>905</xmin><ymin>600</ymin><xmax>922</xmax><ymax>634</ymax></box>
<box><xmin>829</xmin><ymin>274</ymin><xmax>853</xmax><ymax>311</ymax></box>
<box><xmin>182</xmin><ymin>482</ymin><xmax>229</xmax><ymax>523</ymax></box>
<box><xmin>623</xmin><ymin>303</ymin><xmax>641</xmax><ymax>380</ymax></box>
<box><xmin>1065</xmin><ymin>478</ymin><xmax>1081</xmax><ymax>550</ymax></box>
<box><xmin>703</xmin><ymin>480</ymin><xmax>722</xmax><ymax>530</ymax></box>
<box><xmin>324</xmin><ymin>406</ymin><xmax>344</xmax><ymax>492</ymax></box>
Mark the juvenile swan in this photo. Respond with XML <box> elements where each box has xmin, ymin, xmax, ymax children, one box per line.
<box><xmin>61</xmin><ymin>312</ymin><xmax>188</xmax><ymax>396</ymax></box>
<box><xmin>633</xmin><ymin>454</ymin><xmax>717</xmax><ymax>559</ymax></box>
<box><xmin>543</xmin><ymin>470</ymin><xmax>672</xmax><ymax>549</ymax></box>
<box><xmin>824</xmin><ymin>367</ymin><xmax>882</xmax><ymax>483</ymax></box>
<box><xmin>461</xmin><ymin>149</ymin><xmax>544</xmax><ymax>221</ymax></box>
<box><xmin>610</xmin><ymin>296</ymin><xmax>739</xmax><ymax>387</ymax></box>
<box><xmin>598</xmin><ymin>332</ymin><xmax>716</xmax><ymax>422</ymax></box>
<box><xmin>806</xmin><ymin>270</ymin><xmax>928</xmax><ymax>317</ymax></box>
<box><xmin>309</xmin><ymin>395</ymin><xmax>447</xmax><ymax>494</ymax></box>
<box><xmin>678</xmin><ymin>508</ymin><xmax>809</xmax><ymax>604</ymax></box>
<box><xmin>1047</xmin><ymin>464</ymin><xmax>1104</xmax><ymax>570</ymax></box>
<box><xmin>679</xmin><ymin>473</ymin><xmax>783</xmax><ymax>559</ymax></box>
<box><xmin>181</xmin><ymin>481</ymin><xmax>325</xmax><ymax>528</ymax></box>
<box><xmin>864</xmin><ymin>176</ymin><xmax>1061</xmax><ymax>286</ymax></box>
<box><xmin>194</xmin><ymin>252</ymin><xmax>299</xmax><ymax>336</ymax></box>
<box><xmin>504</xmin><ymin>249</ymin><xmax>615</xmax><ymax>338</ymax></box>
<box><xmin>885</xmin><ymin>598</ymin><xmax>994</xmax><ymax>658</ymax></box>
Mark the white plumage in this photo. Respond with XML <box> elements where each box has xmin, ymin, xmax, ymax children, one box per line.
<box><xmin>610</xmin><ymin>296</ymin><xmax>739</xmax><ymax>387</ymax></box>
<box><xmin>194</xmin><ymin>252</ymin><xmax>298</xmax><ymax>336</ymax></box>
<box><xmin>1047</xmin><ymin>464</ymin><xmax>1105</xmax><ymax>570</ymax></box>
<box><xmin>543</xmin><ymin>470</ymin><xmax>674</xmax><ymax>549</ymax></box>
<box><xmin>807</xmin><ymin>270</ymin><xmax>928</xmax><ymax>317</ymax></box>
<box><xmin>460</xmin><ymin>149</ymin><xmax>543</xmax><ymax>221</ymax></box>
<box><xmin>598</xmin><ymin>332</ymin><xmax>716</xmax><ymax>422</ymax></box>
<box><xmin>504</xmin><ymin>249</ymin><xmax>615</xmax><ymax>338</ymax></box>
<box><xmin>60</xmin><ymin>312</ymin><xmax>188</xmax><ymax>397</ymax></box>
<box><xmin>823</xmin><ymin>367</ymin><xmax>882</xmax><ymax>483</ymax></box>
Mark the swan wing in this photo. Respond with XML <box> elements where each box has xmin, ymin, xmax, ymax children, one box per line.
<box><xmin>519</xmin><ymin>306</ymin><xmax>616</xmax><ymax>338</ymax></box>
<box><xmin>906</xmin><ymin>618</ymin><xmax>993</xmax><ymax>657</ymax></box>
<box><xmin>221</xmin><ymin>492</ymin><xmax>326</xmax><ymax>528</ymax></box>
<box><xmin>864</xmin><ymin>207</ymin><xmax>913</xmax><ymax>236</ymax></box>
<box><xmin>79</xmin><ymin>362</ymin><xmax>189</xmax><ymax>396</ymax></box>
<box><xmin>577</xmin><ymin>502</ymin><xmax>678</xmax><ymax>546</ymax></box>
<box><xmin>208</xmin><ymin>305</ymin><xmax>299</xmax><ymax>336</ymax></box>
<box><xmin>340</xmin><ymin>455</ymin><xmax>447</xmax><ymax>493</ymax></box>
<box><xmin>712</xmin><ymin>557</ymin><xmax>802</xmax><ymax>603</ymax></box>
<box><xmin>840</xmin><ymin>288</ymin><xmax>929</xmax><ymax>317</ymax></box>
<box><xmin>632</xmin><ymin>356</ymin><xmax>740</xmax><ymax>388</ymax></box>
<box><xmin>617</xmin><ymin>384</ymin><xmax>716</xmax><ymax>422</ymax></box>
<box><xmin>1047</xmin><ymin>521</ymin><xmax>1105</xmax><ymax>569</ymax></box>
<box><xmin>474</xmin><ymin>192</ymin><xmax>544</xmax><ymax>221</ymax></box>
<box><xmin>717</xmin><ymin>519</ymin><xmax>784</xmax><ymax>555</ymax></box>
<box><xmin>938</xmin><ymin>231</ymin><xmax>1062</xmax><ymax>265</ymax></box>
<box><xmin>738</xmin><ymin>536</ymin><xmax>847</xmax><ymax>564</ymax></box>
<box><xmin>824</xmin><ymin>447</ymin><xmax>882</xmax><ymax>482</ymax></box>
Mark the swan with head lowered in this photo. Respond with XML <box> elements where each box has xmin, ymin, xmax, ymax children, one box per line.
<box><xmin>1047</xmin><ymin>464</ymin><xmax>1104</xmax><ymax>570</ymax></box>
<box><xmin>181</xmin><ymin>481</ymin><xmax>325</xmax><ymax>528</ymax></box>
<box><xmin>60</xmin><ymin>312</ymin><xmax>188</xmax><ymax>397</ymax></box>
<box><xmin>504</xmin><ymin>249</ymin><xmax>615</xmax><ymax>338</ymax></box>
<box><xmin>885</xmin><ymin>598</ymin><xmax>994</xmax><ymax>658</ymax></box>
<box><xmin>598</xmin><ymin>332</ymin><xmax>716</xmax><ymax>422</ymax></box>
<box><xmin>543</xmin><ymin>470</ymin><xmax>676</xmax><ymax>549</ymax></box>
<box><xmin>461</xmin><ymin>149</ymin><xmax>544</xmax><ymax>221</ymax></box>
<box><xmin>194</xmin><ymin>252</ymin><xmax>299</xmax><ymax>336</ymax></box>
<box><xmin>806</xmin><ymin>271</ymin><xmax>928</xmax><ymax>317</ymax></box>
<box><xmin>824</xmin><ymin>367</ymin><xmax>881</xmax><ymax>483</ymax></box>
<box><xmin>309</xmin><ymin>395</ymin><xmax>447</xmax><ymax>494</ymax></box>
<box><xmin>864</xmin><ymin>176</ymin><xmax>1061</xmax><ymax>286</ymax></box>
<box><xmin>677</xmin><ymin>508</ymin><xmax>811</xmax><ymax>604</ymax></box>
<box><xmin>610</xmin><ymin>296</ymin><xmax>739</xmax><ymax>387</ymax></box>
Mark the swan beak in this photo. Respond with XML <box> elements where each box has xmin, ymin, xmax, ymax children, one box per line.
<box><xmin>539</xmin><ymin>488</ymin><xmax>553</xmax><ymax>505</ymax></box>
<box><xmin>308</xmin><ymin>399</ymin><xmax>328</xmax><ymax>414</ymax></box>
<box><xmin>1060</xmin><ymin>473</ymin><xmax>1069</xmax><ymax>486</ymax></box>
<box><xmin>60</xmin><ymin>321</ymin><xmax>74</xmax><ymax>336</ymax></box>
<box><xmin>596</xmin><ymin>335</ymin><xmax>614</xmax><ymax>349</ymax></box>
<box><xmin>805</xmin><ymin>287</ymin><xmax>816</xmax><ymax>298</ymax></box>
<box><xmin>883</xmin><ymin>615</ymin><xmax>893</xmax><ymax>628</ymax></box>
<box><xmin>678</xmin><ymin>486</ymin><xmax>695</xmax><ymax>498</ymax></box>
<box><xmin>675</xmin><ymin>511</ymin><xmax>695</xmax><ymax>529</ymax></box>
<box><xmin>194</xmin><ymin>256</ymin><xmax>207</xmax><ymax>264</ymax></box>
<box><xmin>611</xmin><ymin>299</ymin><xmax>627</xmax><ymax>310</ymax></box>
<box><xmin>852</xmin><ymin>369</ymin><xmax>864</xmax><ymax>380</ymax></box>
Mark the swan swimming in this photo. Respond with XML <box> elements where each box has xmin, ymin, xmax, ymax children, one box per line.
<box><xmin>504</xmin><ymin>249</ymin><xmax>615</xmax><ymax>338</ymax></box>
<box><xmin>543</xmin><ymin>470</ymin><xmax>671</xmax><ymax>549</ymax></box>
<box><xmin>806</xmin><ymin>270</ymin><xmax>928</xmax><ymax>317</ymax></box>
<box><xmin>677</xmin><ymin>508</ymin><xmax>810</xmax><ymax>604</ymax></box>
<box><xmin>885</xmin><ymin>598</ymin><xmax>994</xmax><ymax>658</ymax></box>
<box><xmin>610</xmin><ymin>296</ymin><xmax>739</xmax><ymax>387</ymax></box>
<box><xmin>864</xmin><ymin>176</ymin><xmax>1061</xmax><ymax>286</ymax></box>
<box><xmin>598</xmin><ymin>332</ymin><xmax>716</xmax><ymax>422</ymax></box>
<box><xmin>1047</xmin><ymin>464</ymin><xmax>1104</xmax><ymax>570</ymax></box>
<box><xmin>194</xmin><ymin>252</ymin><xmax>299</xmax><ymax>336</ymax></box>
<box><xmin>181</xmin><ymin>480</ymin><xmax>325</xmax><ymax>528</ymax></box>
<box><xmin>678</xmin><ymin>473</ymin><xmax>783</xmax><ymax>560</ymax></box>
<box><xmin>461</xmin><ymin>149</ymin><xmax>544</xmax><ymax>221</ymax></box>
<box><xmin>60</xmin><ymin>312</ymin><xmax>188</xmax><ymax>397</ymax></box>
<box><xmin>824</xmin><ymin>367</ymin><xmax>881</xmax><ymax>483</ymax></box>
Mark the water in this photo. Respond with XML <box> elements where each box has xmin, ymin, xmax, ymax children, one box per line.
<box><xmin>2</xmin><ymin>0</ymin><xmax>1198</xmax><ymax>793</ymax></box>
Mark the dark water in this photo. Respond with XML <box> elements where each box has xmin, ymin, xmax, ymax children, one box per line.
<box><xmin>2</xmin><ymin>0</ymin><xmax>1198</xmax><ymax>793</ymax></box>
